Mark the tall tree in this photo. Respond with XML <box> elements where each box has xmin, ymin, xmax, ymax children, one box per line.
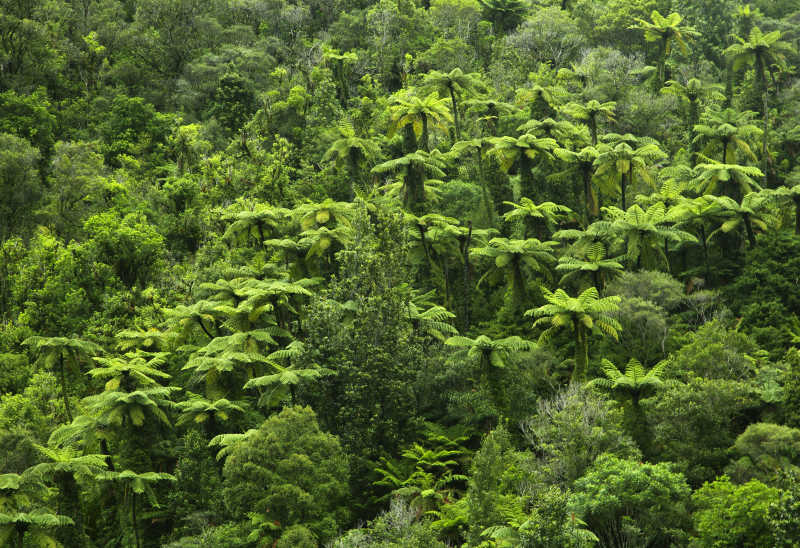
<box><xmin>631</xmin><ymin>11</ymin><xmax>698</xmax><ymax>85</ymax></box>
<box><xmin>372</xmin><ymin>150</ymin><xmax>449</xmax><ymax>212</ymax></box>
<box><xmin>486</xmin><ymin>134</ymin><xmax>557</xmax><ymax>196</ymax></box>
<box><xmin>388</xmin><ymin>90</ymin><xmax>453</xmax><ymax>151</ymax></box>
<box><xmin>692</xmin><ymin>107</ymin><xmax>761</xmax><ymax>165</ymax></box>
<box><xmin>422</xmin><ymin>68</ymin><xmax>485</xmax><ymax>141</ymax></box>
<box><xmin>594</xmin><ymin>138</ymin><xmax>666</xmax><ymax>210</ymax></box>
<box><xmin>478</xmin><ymin>0</ymin><xmax>527</xmax><ymax>34</ymax></box>
<box><xmin>95</xmin><ymin>470</ymin><xmax>176</xmax><ymax>548</ymax></box>
<box><xmin>23</xmin><ymin>336</ymin><xmax>103</xmax><ymax>422</ymax></box>
<box><xmin>725</xmin><ymin>27</ymin><xmax>796</xmax><ymax>176</ymax></box>
<box><xmin>323</xmin><ymin>122</ymin><xmax>382</xmax><ymax>196</ymax></box>
<box><xmin>561</xmin><ymin>100</ymin><xmax>617</xmax><ymax>145</ymax></box>
<box><xmin>472</xmin><ymin>237</ymin><xmax>557</xmax><ymax>311</ymax></box>
<box><xmin>692</xmin><ymin>159</ymin><xmax>763</xmax><ymax>201</ymax></box>
<box><xmin>588</xmin><ymin>203</ymin><xmax>698</xmax><ymax>271</ymax></box>
<box><xmin>706</xmin><ymin>193</ymin><xmax>772</xmax><ymax>248</ymax></box>
<box><xmin>529</xmin><ymin>287</ymin><xmax>622</xmax><ymax>382</ymax></box>
<box><xmin>445</xmin><ymin>334</ymin><xmax>536</xmax><ymax>411</ymax></box>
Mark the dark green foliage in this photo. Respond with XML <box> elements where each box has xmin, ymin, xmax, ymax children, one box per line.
<box><xmin>222</xmin><ymin>406</ymin><xmax>349</xmax><ymax>545</ymax></box>
<box><xmin>1</xmin><ymin>0</ymin><xmax>799</xmax><ymax>544</ymax></box>
<box><xmin>0</xmin><ymin>134</ymin><xmax>41</xmax><ymax>241</ymax></box>
<box><xmin>692</xmin><ymin>476</ymin><xmax>780</xmax><ymax>547</ymax></box>
<box><xmin>646</xmin><ymin>377</ymin><xmax>762</xmax><ymax>486</ymax></box>
<box><xmin>725</xmin><ymin>231</ymin><xmax>800</xmax><ymax>355</ymax></box>
<box><xmin>569</xmin><ymin>454</ymin><xmax>692</xmax><ymax>548</ymax></box>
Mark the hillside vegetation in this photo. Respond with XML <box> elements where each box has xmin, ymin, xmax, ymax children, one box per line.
<box><xmin>1</xmin><ymin>0</ymin><xmax>800</xmax><ymax>546</ymax></box>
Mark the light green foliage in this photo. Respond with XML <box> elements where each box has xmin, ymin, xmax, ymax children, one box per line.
<box><xmin>570</xmin><ymin>454</ymin><xmax>691</xmax><ymax>548</ymax></box>
<box><xmin>222</xmin><ymin>406</ymin><xmax>349</xmax><ymax>545</ymax></box>
<box><xmin>726</xmin><ymin>422</ymin><xmax>800</xmax><ymax>484</ymax></box>
<box><xmin>691</xmin><ymin>476</ymin><xmax>780</xmax><ymax>547</ymax></box>
<box><xmin>522</xmin><ymin>385</ymin><xmax>639</xmax><ymax>486</ymax></box>
<box><xmin>82</xmin><ymin>211</ymin><xmax>166</xmax><ymax>288</ymax></box>
<box><xmin>0</xmin><ymin>133</ymin><xmax>41</xmax><ymax>241</ymax></box>
<box><xmin>1</xmin><ymin>0</ymin><xmax>800</xmax><ymax>544</ymax></box>
<box><xmin>663</xmin><ymin>319</ymin><xmax>763</xmax><ymax>381</ymax></box>
<box><xmin>529</xmin><ymin>287</ymin><xmax>622</xmax><ymax>382</ymax></box>
<box><xmin>646</xmin><ymin>377</ymin><xmax>761</xmax><ymax>486</ymax></box>
<box><xmin>333</xmin><ymin>499</ymin><xmax>447</xmax><ymax>547</ymax></box>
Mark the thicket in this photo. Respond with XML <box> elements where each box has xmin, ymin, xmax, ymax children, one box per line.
<box><xmin>1</xmin><ymin>0</ymin><xmax>800</xmax><ymax>546</ymax></box>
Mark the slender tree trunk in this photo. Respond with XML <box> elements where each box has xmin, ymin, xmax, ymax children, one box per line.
<box><xmin>442</xmin><ymin>257</ymin><xmax>451</xmax><ymax>311</ymax></box>
<box><xmin>511</xmin><ymin>262</ymin><xmax>527</xmax><ymax>312</ymax></box>
<box><xmin>689</xmin><ymin>100</ymin><xmax>699</xmax><ymax>167</ymax></box>
<box><xmin>621</xmin><ymin>169</ymin><xmax>630</xmax><ymax>210</ymax></box>
<box><xmin>743</xmin><ymin>213</ymin><xmax>756</xmax><ymax>247</ymax></box>
<box><xmin>198</xmin><ymin>319</ymin><xmax>214</xmax><ymax>339</ymax></box>
<box><xmin>582</xmin><ymin>166</ymin><xmax>594</xmax><ymax>225</ymax></box>
<box><xmin>572</xmin><ymin>323</ymin><xmax>588</xmax><ymax>383</ymax></box>
<box><xmin>589</xmin><ymin>116</ymin><xmax>597</xmax><ymax>146</ymax></box>
<box><xmin>699</xmin><ymin>223</ymin><xmax>710</xmax><ymax>281</ymax></box>
<box><xmin>794</xmin><ymin>198</ymin><xmax>800</xmax><ymax>235</ymax></box>
<box><xmin>462</xmin><ymin>222</ymin><xmax>473</xmax><ymax>332</ymax></box>
<box><xmin>421</xmin><ymin>114</ymin><xmax>430</xmax><ymax>152</ymax></box>
<box><xmin>476</xmin><ymin>150</ymin><xmax>495</xmax><ymax>225</ymax></box>
<box><xmin>592</xmin><ymin>270</ymin><xmax>601</xmax><ymax>291</ymax></box>
<box><xmin>724</xmin><ymin>62</ymin><xmax>734</xmax><ymax>108</ymax></box>
<box><xmin>59</xmin><ymin>352</ymin><xmax>73</xmax><ymax>422</ymax></box>
<box><xmin>131</xmin><ymin>492</ymin><xmax>140</xmax><ymax>548</ymax></box>
<box><xmin>448</xmin><ymin>84</ymin><xmax>461</xmax><ymax>142</ymax></box>
<box><xmin>100</xmin><ymin>439</ymin><xmax>115</xmax><ymax>472</ymax></box>
<box><xmin>761</xmin><ymin>90</ymin><xmax>769</xmax><ymax>184</ymax></box>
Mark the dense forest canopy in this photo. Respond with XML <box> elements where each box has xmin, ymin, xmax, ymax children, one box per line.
<box><xmin>1</xmin><ymin>0</ymin><xmax>800</xmax><ymax>546</ymax></box>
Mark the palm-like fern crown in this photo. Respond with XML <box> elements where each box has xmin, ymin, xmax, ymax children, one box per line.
<box><xmin>662</xmin><ymin>77</ymin><xmax>725</xmax><ymax>105</ymax></box>
<box><xmin>725</xmin><ymin>26</ymin><xmax>796</xmax><ymax>74</ymax></box>
<box><xmin>445</xmin><ymin>334</ymin><xmax>535</xmax><ymax>369</ymax></box>
<box><xmin>88</xmin><ymin>352</ymin><xmax>171</xmax><ymax>391</ymax></box>
<box><xmin>631</xmin><ymin>11</ymin><xmax>698</xmax><ymax>55</ymax></box>
<box><xmin>529</xmin><ymin>286</ymin><xmax>622</xmax><ymax>342</ymax></box>
<box><xmin>556</xmin><ymin>241</ymin><xmax>624</xmax><ymax>284</ymax></box>
<box><xmin>561</xmin><ymin>100</ymin><xmax>617</xmax><ymax>123</ymax></box>
<box><xmin>387</xmin><ymin>89</ymin><xmax>453</xmax><ymax>140</ymax></box>
<box><xmin>372</xmin><ymin>150</ymin><xmax>449</xmax><ymax>178</ymax></box>
<box><xmin>422</xmin><ymin>68</ymin><xmax>485</xmax><ymax>97</ymax></box>
<box><xmin>590</xmin><ymin>358</ymin><xmax>667</xmax><ymax>399</ymax></box>
<box><xmin>222</xmin><ymin>201</ymin><xmax>287</xmax><ymax>244</ymax></box>
<box><xmin>28</xmin><ymin>445</ymin><xmax>108</xmax><ymax>480</ymax></box>
<box><xmin>83</xmin><ymin>385</ymin><xmax>178</xmax><ymax>428</ymax></box>
<box><xmin>323</xmin><ymin>121</ymin><xmax>381</xmax><ymax>166</ymax></box>
<box><xmin>594</xmin><ymin>138</ymin><xmax>666</xmax><ymax>186</ymax></box>
<box><xmin>472</xmin><ymin>237</ymin><xmax>557</xmax><ymax>268</ymax></box>
<box><xmin>502</xmin><ymin>198</ymin><xmax>574</xmax><ymax>226</ymax></box>
<box><xmin>692</xmin><ymin>158</ymin><xmax>763</xmax><ymax>197</ymax></box>
<box><xmin>516</xmin><ymin>118</ymin><xmax>589</xmax><ymax>144</ymax></box>
<box><xmin>588</xmin><ymin>202</ymin><xmax>698</xmax><ymax>267</ymax></box>
<box><xmin>293</xmin><ymin>198</ymin><xmax>353</xmax><ymax>231</ymax></box>
<box><xmin>23</xmin><ymin>336</ymin><xmax>103</xmax><ymax>370</ymax></box>
<box><xmin>693</xmin><ymin>107</ymin><xmax>761</xmax><ymax>162</ymax></box>
<box><xmin>485</xmin><ymin>134</ymin><xmax>558</xmax><ymax>173</ymax></box>
<box><xmin>175</xmin><ymin>394</ymin><xmax>245</xmax><ymax>426</ymax></box>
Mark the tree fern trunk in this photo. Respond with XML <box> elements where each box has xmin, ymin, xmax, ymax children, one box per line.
<box><xmin>743</xmin><ymin>213</ymin><xmax>756</xmax><ymax>247</ymax></box>
<box><xmin>794</xmin><ymin>197</ymin><xmax>800</xmax><ymax>235</ymax></box>
<box><xmin>573</xmin><ymin>324</ymin><xmax>588</xmax><ymax>383</ymax></box>
<box><xmin>131</xmin><ymin>492</ymin><xmax>140</xmax><ymax>548</ymax></box>
<box><xmin>59</xmin><ymin>352</ymin><xmax>73</xmax><ymax>422</ymax></box>
<box><xmin>449</xmin><ymin>84</ymin><xmax>461</xmax><ymax>142</ymax></box>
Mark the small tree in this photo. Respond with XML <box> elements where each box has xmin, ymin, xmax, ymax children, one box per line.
<box><xmin>529</xmin><ymin>287</ymin><xmax>622</xmax><ymax>382</ymax></box>
<box><xmin>23</xmin><ymin>336</ymin><xmax>103</xmax><ymax>422</ymax></box>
